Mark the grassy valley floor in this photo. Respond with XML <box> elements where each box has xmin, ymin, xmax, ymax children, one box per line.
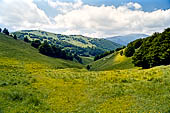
<box><xmin>1</xmin><ymin>33</ymin><xmax>170</xmax><ymax>112</ymax></box>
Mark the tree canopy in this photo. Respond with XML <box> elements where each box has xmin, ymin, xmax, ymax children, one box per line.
<box><xmin>3</xmin><ymin>28</ymin><xmax>9</xmax><ymax>35</ymax></box>
<box><xmin>132</xmin><ymin>28</ymin><xmax>170</xmax><ymax>68</ymax></box>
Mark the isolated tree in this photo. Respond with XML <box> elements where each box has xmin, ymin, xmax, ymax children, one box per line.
<box><xmin>3</xmin><ymin>28</ymin><xmax>9</xmax><ymax>35</ymax></box>
<box><xmin>87</xmin><ymin>65</ymin><xmax>91</xmax><ymax>70</ymax></box>
<box><xmin>13</xmin><ymin>35</ymin><xmax>17</xmax><ymax>40</ymax></box>
<box><xmin>120</xmin><ymin>50</ymin><xmax>123</xmax><ymax>56</ymax></box>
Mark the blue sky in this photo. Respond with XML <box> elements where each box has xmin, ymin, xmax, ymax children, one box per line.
<box><xmin>34</xmin><ymin>0</ymin><xmax>170</xmax><ymax>17</ymax></box>
<box><xmin>0</xmin><ymin>0</ymin><xmax>170</xmax><ymax>37</ymax></box>
<box><xmin>82</xmin><ymin>0</ymin><xmax>170</xmax><ymax>11</ymax></box>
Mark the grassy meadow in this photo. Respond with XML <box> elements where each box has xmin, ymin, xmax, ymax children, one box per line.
<box><xmin>1</xmin><ymin>33</ymin><xmax>170</xmax><ymax>112</ymax></box>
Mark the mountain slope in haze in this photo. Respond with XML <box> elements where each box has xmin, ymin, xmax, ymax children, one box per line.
<box><xmin>12</xmin><ymin>30</ymin><xmax>122</xmax><ymax>56</ymax></box>
<box><xmin>106</xmin><ymin>34</ymin><xmax>149</xmax><ymax>45</ymax></box>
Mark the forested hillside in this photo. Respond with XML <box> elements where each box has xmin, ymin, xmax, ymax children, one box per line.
<box><xmin>12</xmin><ymin>30</ymin><xmax>121</xmax><ymax>57</ymax></box>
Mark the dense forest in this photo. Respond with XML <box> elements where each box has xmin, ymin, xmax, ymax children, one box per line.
<box><xmin>123</xmin><ymin>28</ymin><xmax>170</xmax><ymax>69</ymax></box>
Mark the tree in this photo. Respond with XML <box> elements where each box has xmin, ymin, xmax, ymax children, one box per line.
<box><xmin>13</xmin><ymin>35</ymin><xmax>17</xmax><ymax>40</ymax></box>
<box><xmin>0</xmin><ymin>28</ymin><xmax>2</xmax><ymax>33</ymax></box>
<box><xmin>39</xmin><ymin>41</ymin><xmax>53</xmax><ymax>56</ymax></box>
<box><xmin>124</xmin><ymin>45</ymin><xmax>135</xmax><ymax>57</ymax></box>
<box><xmin>3</xmin><ymin>28</ymin><xmax>9</xmax><ymax>35</ymax></box>
<box><xmin>87</xmin><ymin>65</ymin><xmax>91</xmax><ymax>70</ymax></box>
<box><xmin>24</xmin><ymin>37</ymin><xmax>29</xmax><ymax>43</ymax></box>
<box><xmin>120</xmin><ymin>50</ymin><xmax>123</xmax><ymax>56</ymax></box>
<box><xmin>31</xmin><ymin>40</ymin><xmax>41</xmax><ymax>48</ymax></box>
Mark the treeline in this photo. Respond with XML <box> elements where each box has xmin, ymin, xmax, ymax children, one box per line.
<box><xmin>132</xmin><ymin>28</ymin><xmax>170</xmax><ymax>68</ymax></box>
<box><xmin>25</xmin><ymin>38</ymin><xmax>82</xmax><ymax>63</ymax></box>
<box><xmin>0</xmin><ymin>27</ymin><xmax>17</xmax><ymax>40</ymax></box>
<box><xmin>121</xmin><ymin>28</ymin><xmax>170</xmax><ymax>69</ymax></box>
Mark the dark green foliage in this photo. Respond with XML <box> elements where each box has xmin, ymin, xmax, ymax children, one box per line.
<box><xmin>120</xmin><ymin>50</ymin><xmax>123</xmax><ymax>56</ymax></box>
<box><xmin>0</xmin><ymin>28</ymin><xmax>1</xmax><ymax>33</ymax></box>
<box><xmin>39</xmin><ymin>41</ymin><xmax>53</xmax><ymax>56</ymax></box>
<box><xmin>132</xmin><ymin>28</ymin><xmax>170</xmax><ymax>68</ymax></box>
<box><xmin>74</xmin><ymin>54</ymin><xmax>82</xmax><ymax>63</ymax></box>
<box><xmin>24</xmin><ymin>37</ymin><xmax>29</xmax><ymax>43</ymax></box>
<box><xmin>2</xmin><ymin>28</ymin><xmax>9</xmax><ymax>35</ymax></box>
<box><xmin>124</xmin><ymin>44</ymin><xmax>135</xmax><ymax>57</ymax></box>
<box><xmin>86</xmin><ymin>65</ymin><xmax>91</xmax><ymax>70</ymax></box>
<box><xmin>94</xmin><ymin>50</ymin><xmax>115</xmax><ymax>61</ymax></box>
<box><xmin>38</xmin><ymin>41</ymin><xmax>83</xmax><ymax>62</ymax></box>
<box><xmin>13</xmin><ymin>35</ymin><xmax>17</xmax><ymax>40</ymax></box>
<box><xmin>129</xmin><ymin>38</ymin><xmax>143</xmax><ymax>49</ymax></box>
<box><xmin>31</xmin><ymin>40</ymin><xmax>41</xmax><ymax>48</ymax></box>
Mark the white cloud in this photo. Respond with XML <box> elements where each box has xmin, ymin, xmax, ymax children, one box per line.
<box><xmin>0</xmin><ymin>0</ymin><xmax>170</xmax><ymax>38</ymax></box>
<box><xmin>51</xmin><ymin>1</ymin><xmax>170</xmax><ymax>37</ymax></box>
<box><xmin>127</xmin><ymin>2</ymin><xmax>142</xmax><ymax>10</ymax></box>
<box><xmin>47</xmin><ymin>0</ymin><xmax>82</xmax><ymax>13</ymax></box>
<box><xmin>0</xmin><ymin>0</ymin><xmax>50</xmax><ymax>30</ymax></box>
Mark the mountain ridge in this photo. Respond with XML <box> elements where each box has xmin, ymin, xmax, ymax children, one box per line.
<box><xmin>105</xmin><ymin>34</ymin><xmax>149</xmax><ymax>45</ymax></box>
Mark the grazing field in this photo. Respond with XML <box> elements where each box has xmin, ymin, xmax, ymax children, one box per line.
<box><xmin>1</xmin><ymin>33</ymin><xmax>170</xmax><ymax>112</ymax></box>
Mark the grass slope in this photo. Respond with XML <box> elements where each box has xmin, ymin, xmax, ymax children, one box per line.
<box><xmin>1</xmin><ymin>33</ymin><xmax>170</xmax><ymax>112</ymax></box>
<box><xmin>0</xmin><ymin>33</ymin><xmax>83</xmax><ymax>69</ymax></box>
<box><xmin>90</xmin><ymin>51</ymin><xmax>135</xmax><ymax>71</ymax></box>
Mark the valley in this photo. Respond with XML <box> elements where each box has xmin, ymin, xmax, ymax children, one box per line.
<box><xmin>1</xmin><ymin>30</ymin><xmax>170</xmax><ymax>112</ymax></box>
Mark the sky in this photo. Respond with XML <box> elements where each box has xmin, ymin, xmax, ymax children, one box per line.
<box><xmin>0</xmin><ymin>0</ymin><xmax>170</xmax><ymax>38</ymax></box>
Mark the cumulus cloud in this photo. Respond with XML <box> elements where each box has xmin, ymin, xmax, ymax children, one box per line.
<box><xmin>0</xmin><ymin>0</ymin><xmax>170</xmax><ymax>38</ymax></box>
<box><xmin>51</xmin><ymin>1</ymin><xmax>170</xmax><ymax>37</ymax></box>
<box><xmin>0</xmin><ymin>0</ymin><xmax>50</xmax><ymax>30</ymax></box>
<box><xmin>127</xmin><ymin>2</ymin><xmax>142</xmax><ymax>10</ymax></box>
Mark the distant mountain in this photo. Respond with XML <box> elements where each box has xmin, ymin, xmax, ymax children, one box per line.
<box><xmin>105</xmin><ymin>34</ymin><xmax>149</xmax><ymax>45</ymax></box>
<box><xmin>12</xmin><ymin>30</ymin><xmax>121</xmax><ymax>56</ymax></box>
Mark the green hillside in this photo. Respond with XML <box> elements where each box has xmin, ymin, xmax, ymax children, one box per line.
<box><xmin>12</xmin><ymin>30</ymin><xmax>121</xmax><ymax>56</ymax></box>
<box><xmin>1</xmin><ymin>33</ymin><xmax>170</xmax><ymax>112</ymax></box>
<box><xmin>90</xmin><ymin>50</ymin><xmax>135</xmax><ymax>71</ymax></box>
<box><xmin>0</xmin><ymin>33</ymin><xmax>83</xmax><ymax>69</ymax></box>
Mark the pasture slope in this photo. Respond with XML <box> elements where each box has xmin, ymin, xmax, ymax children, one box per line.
<box><xmin>0</xmin><ymin>33</ymin><xmax>170</xmax><ymax>112</ymax></box>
